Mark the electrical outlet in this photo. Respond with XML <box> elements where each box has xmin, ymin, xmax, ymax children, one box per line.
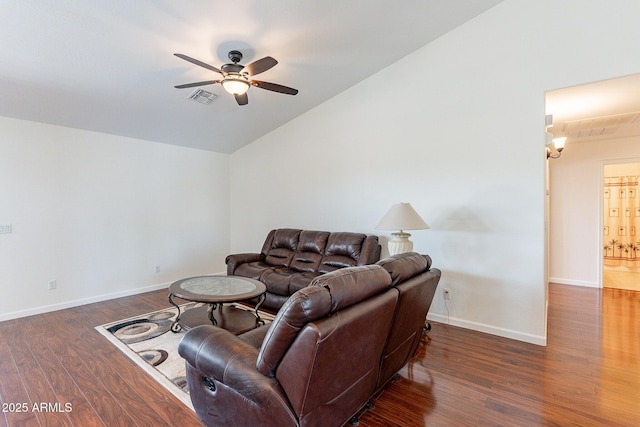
<box><xmin>444</xmin><ymin>288</ymin><xmax>451</xmax><ymax>299</ymax></box>
<box><xmin>0</xmin><ymin>224</ymin><xmax>12</xmax><ymax>234</ymax></box>
<box><xmin>48</xmin><ymin>280</ymin><xmax>57</xmax><ymax>290</ymax></box>
<box><xmin>155</xmin><ymin>265</ymin><xmax>161</xmax><ymax>273</ymax></box>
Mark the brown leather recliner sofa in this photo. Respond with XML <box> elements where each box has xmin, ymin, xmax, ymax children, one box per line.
<box><xmin>179</xmin><ymin>252</ymin><xmax>441</xmax><ymax>427</ymax></box>
<box><xmin>225</xmin><ymin>228</ymin><xmax>382</xmax><ymax>311</ymax></box>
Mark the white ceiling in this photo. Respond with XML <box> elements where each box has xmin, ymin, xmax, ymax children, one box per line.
<box><xmin>546</xmin><ymin>73</ymin><xmax>640</xmax><ymax>145</ymax></box>
<box><xmin>0</xmin><ymin>0</ymin><xmax>503</xmax><ymax>154</ymax></box>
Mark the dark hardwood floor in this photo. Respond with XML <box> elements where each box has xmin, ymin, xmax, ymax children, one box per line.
<box><xmin>0</xmin><ymin>284</ymin><xmax>638</xmax><ymax>426</ymax></box>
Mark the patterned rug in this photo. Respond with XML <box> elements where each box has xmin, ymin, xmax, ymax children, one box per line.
<box><xmin>95</xmin><ymin>302</ymin><xmax>274</xmax><ymax>410</ymax></box>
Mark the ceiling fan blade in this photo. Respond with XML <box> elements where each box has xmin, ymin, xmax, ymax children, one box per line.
<box><xmin>251</xmin><ymin>80</ymin><xmax>298</xmax><ymax>95</ymax></box>
<box><xmin>234</xmin><ymin>93</ymin><xmax>248</xmax><ymax>106</ymax></box>
<box><xmin>174</xmin><ymin>80</ymin><xmax>219</xmax><ymax>89</ymax></box>
<box><xmin>174</xmin><ymin>53</ymin><xmax>222</xmax><ymax>74</ymax></box>
<box><xmin>244</xmin><ymin>56</ymin><xmax>278</xmax><ymax>76</ymax></box>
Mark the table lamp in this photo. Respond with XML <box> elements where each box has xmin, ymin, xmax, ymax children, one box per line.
<box><xmin>375</xmin><ymin>202</ymin><xmax>429</xmax><ymax>255</ymax></box>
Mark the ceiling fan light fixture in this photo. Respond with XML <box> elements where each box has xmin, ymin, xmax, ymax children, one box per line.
<box><xmin>221</xmin><ymin>77</ymin><xmax>250</xmax><ymax>95</ymax></box>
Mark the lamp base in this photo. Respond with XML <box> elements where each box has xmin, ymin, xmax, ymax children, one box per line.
<box><xmin>388</xmin><ymin>232</ymin><xmax>413</xmax><ymax>256</ymax></box>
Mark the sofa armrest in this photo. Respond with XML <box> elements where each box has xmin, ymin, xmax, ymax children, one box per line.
<box><xmin>178</xmin><ymin>325</ymin><xmax>280</xmax><ymax>404</ymax></box>
<box><xmin>225</xmin><ymin>253</ymin><xmax>264</xmax><ymax>275</ymax></box>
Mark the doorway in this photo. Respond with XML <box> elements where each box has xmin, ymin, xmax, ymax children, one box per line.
<box><xmin>546</xmin><ymin>73</ymin><xmax>640</xmax><ymax>292</ymax></box>
<box><xmin>603</xmin><ymin>162</ymin><xmax>640</xmax><ymax>291</ymax></box>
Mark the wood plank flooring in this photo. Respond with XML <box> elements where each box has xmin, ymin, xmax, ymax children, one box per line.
<box><xmin>0</xmin><ymin>284</ymin><xmax>638</xmax><ymax>426</ymax></box>
<box><xmin>360</xmin><ymin>285</ymin><xmax>640</xmax><ymax>426</ymax></box>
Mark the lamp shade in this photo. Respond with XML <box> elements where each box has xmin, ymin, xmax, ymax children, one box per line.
<box><xmin>375</xmin><ymin>203</ymin><xmax>429</xmax><ymax>231</ymax></box>
<box><xmin>553</xmin><ymin>136</ymin><xmax>567</xmax><ymax>151</ymax></box>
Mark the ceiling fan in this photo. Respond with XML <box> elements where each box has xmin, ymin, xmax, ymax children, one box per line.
<box><xmin>174</xmin><ymin>50</ymin><xmax>298</xmax><ymax>106</ymax></box>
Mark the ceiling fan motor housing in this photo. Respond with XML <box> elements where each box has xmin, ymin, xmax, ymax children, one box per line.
<box><xmin>221</xmin><ymin>63</ymin><xmax>244</xmax><ymax>74</ymax></box>
<box><xmin>228</xmin><ymin>50</ymin><xmax>243</xmax><ymax>63</ymax></box>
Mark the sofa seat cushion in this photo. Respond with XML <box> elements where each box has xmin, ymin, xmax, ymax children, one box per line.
<box><xmin>261</xmin><ymin>269</ymin><xmax>322</xmax><ymax>297</ymax></box>
<box><xmin>289</xmin><ymin>272</ymin><xmax>321</xmax><ymax>294</ymax></box>
<box><xmin>262</xmin><ymin>293</ymin><xmax>289</xmax><ymax>312</ymax></box>
<box><xmin>261</xmin><ymin>268</ymin><xmax>299</xmax><ymax>296</ymax></box>
<box><xmin>234</xmin><ymin>261</ymin><xmax>273</xmax><ymax>280</ymax></box>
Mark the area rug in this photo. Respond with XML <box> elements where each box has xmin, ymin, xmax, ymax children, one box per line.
<box><xmin>95</xmin><ymin>302</ymin><xmax>274</xmax><ymax>410</ymax></box>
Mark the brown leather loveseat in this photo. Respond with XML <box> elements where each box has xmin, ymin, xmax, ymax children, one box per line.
<box><xmin>225</xmin><ymin>228</ymin><xmax>381</xmax><ymax>311</ymax></box>
<box><xmin>179</xmin><ymin>252</ymin><xmax>441</xmax><ymax>427</ymax></box>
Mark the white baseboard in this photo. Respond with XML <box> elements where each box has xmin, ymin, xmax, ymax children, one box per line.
<box><xmin>0</xmin><ymin>282</ymin><xmax>170</xmax><ymax>322</ymax></box>
<box><xmin>548</xmin><ymin>277</ymin><xmax>600</xmax><ymax>288</ymax></box>
<box><xmin>427</xmin><ymin>313</ymin><xmax>547</xmax><ymax>346</ymax></box>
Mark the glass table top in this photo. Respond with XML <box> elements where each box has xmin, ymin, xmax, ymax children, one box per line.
<box><xmin>169</xmin><ymin>276</ymin><xmax>266</xmax><ymax>303</ymax></box>
<box><xmin>179</xmin><ymin>276</ymin><xmax>258</xmax><ymax>296</ymax></box>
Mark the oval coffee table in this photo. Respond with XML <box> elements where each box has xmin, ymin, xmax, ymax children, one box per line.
<box><xmin>168</xmin><ymin>275</ymin><xmax>266</xmax><ymax>334</ymax></box>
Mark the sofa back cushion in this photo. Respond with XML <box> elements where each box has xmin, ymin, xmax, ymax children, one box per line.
<box><xmin>256</xmin><ymin>286</ymin><xmax>330</xmax><ymax>377</ymax></box>
<box><xmin>319</xmin><ymin>232</ymin><xmax>367</xmax><ymax>273</ymax></box>
<box><xmin>260</xmin><ymin>229</ymin><xmax>380</xmax><ymax>273</ymax></box>
<box><xmin>312</xmin><ymin>265</ymin><xmax>391</xmax><ymax>311</ymax></box>
<box><xmin>256</xmin><ymin>265</ymin><xmax>392</xmax><ymax>378</ymax></box>
<box><xmin>263</xmin><ymin>228</ymin><xmax>301</xmax><ymax>267</ymax></box>
<box><xmin>274</xmin><ymin>266</ymin><xmax>396</xmax><ymax>426</ymax></box>
<box><xmin>289</xmin><ymin>230</ymin><xmax>330</xmax><ymax>273</ymax></box>
<box><xmin>376</xmin><ymin>252</ymin><xmax>431</xmax><ymax>285</ymax></box>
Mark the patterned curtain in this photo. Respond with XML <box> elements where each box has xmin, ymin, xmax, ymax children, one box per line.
<box><xmin>604</xmin><ymin>176</ymin><xmax>640</xmax><ymax>266</ymax></box>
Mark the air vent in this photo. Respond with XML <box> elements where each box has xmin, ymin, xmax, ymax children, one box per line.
<box><xmin>188</xmin><ymin>89</ymin><xmax>217</xmax><ymax>105</ymax></box>
<box><xmin>562</xmin><ymin>112</ymin><xmax>640</xmax><ymax>139</ymax></box>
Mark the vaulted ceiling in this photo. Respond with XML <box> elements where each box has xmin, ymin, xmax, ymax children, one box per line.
<box><xmin>0</xmin><ymin>1</ymin><xmax>503</xmax><ymax>153</ymax></box>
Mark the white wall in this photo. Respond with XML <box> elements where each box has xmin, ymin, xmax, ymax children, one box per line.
<box><xmin>549</xmin><ymin>136</ymin><xmax>640</xmax><ymax>287</ymax></box>
<box><xmin>0</xmin><ymin>116</ymin><xmax>230</xmax><ymax>320</ymax></box>
<box><xmin>230</xmin><ymin>0</ymin><xmax>640</xmax><ymax>345</ymax></box>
